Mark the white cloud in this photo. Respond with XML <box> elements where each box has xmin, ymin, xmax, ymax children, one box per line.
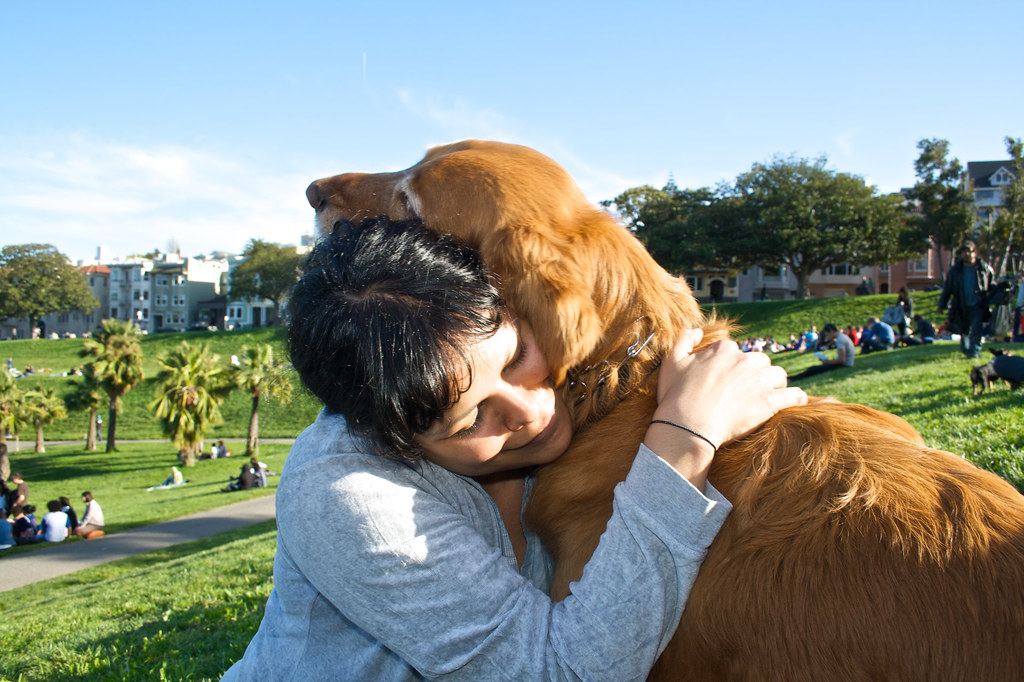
<box><xmin>0</xmin><ymin>134</ymin><xmax>313</xmax><ymax>264</ymax></box>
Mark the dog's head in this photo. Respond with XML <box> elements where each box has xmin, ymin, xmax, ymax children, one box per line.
<box><xmin>969</xmin><ymin>363</ymin><xmax>997</xmax><ymax>394</ymax></box>
<box><xmin>306</xmin><ymin>140</ymin><xmax>720</xmax><ymax>391</ymax></box>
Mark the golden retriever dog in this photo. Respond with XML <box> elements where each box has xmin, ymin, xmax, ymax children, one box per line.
<box><xmin>306</xmin><ymin>140</ymin><xmax>1024</xmax><ymax>680</ymax></box>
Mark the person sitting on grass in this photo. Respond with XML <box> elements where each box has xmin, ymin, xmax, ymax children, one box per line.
<box><xmin>74</xmin><ymin>491</ymin><xmax>105</xmax><ymax>538</ymax></box>
<box><xmin>860</xmin><ymin>316</ymin><xmax>896</xmax><ymax>354</ymax></box>
<box><xmin>0</xmin><ymin>509</ymin><xmax>15</xmax><ymax>549</ymax></box>
<box><xmin>901</xmin><ymin>314</ymin><xmax>937</xmax><ymax>346</ymax></box>
<box><xmin>59</xmin><ymin>496</ymin><xmax>79</xmax><ymax>532</ymax></box>
<box><xmin>787</xmin><ymin>324</ymin><xmax>855</xmax><ymax>382</ymax></box>
<box><xmin>222</xmin><ymin>461</ymin><xmax>257</xmax><ymax>492</ymax></box>
<box><xmin>39</xmin><ymin>500</ymin><xmax>69</xmax><ymax>543</ymax></box>
<box><xmin>10</xmin><ymin>505</ymin><xmax>39</xmax><ymax>544</ymax></box>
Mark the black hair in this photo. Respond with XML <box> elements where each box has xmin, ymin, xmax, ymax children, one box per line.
<box><xmin>288</xmin><ymin>216</ymin><xmax>506</xmax><ymax>461</ymax></box>
<box><xmin>822</xmin><ymin>323</ymin><xmax>839</xmax><ymax>334</ymax></box>
<box><xmin>47</xmin><ymin>499</ymin><xmax>61</xmax><ymax>513</ymax></box>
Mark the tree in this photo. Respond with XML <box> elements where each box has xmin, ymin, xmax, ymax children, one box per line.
<box><xmin>728</xmin><ymin>155</ymin><xmax>909</xmax><ymax>299</ymax></box>
<box><xmin>908</xmin><ymin>139</ymin><xmax>976</xmax><ymax>281</ymax></box>
<box><xmin>989</xmin><ymin>136</ymin><xmax>1024</xmax><ymax>278</ymax></box>
<box><xmin>66</xmin><ymin>364</ymin><xmax>105</xmax><ymax>451</ymax></box>
<box><xmin>606</xmin><ymin>182</ymin><xmax>726</xmax><ymax>273</ymax></box>
<box><xmin>232</xmin><ymin>344</ymin><xmax>293</xmax><ymax>456</ymax></box>
<box><xmin>150</xmin><ymin>342</ymin><xmax>232</xmax><ymax>466</ymax></box>
<box><xmin>20</xmin><ymin>386</ymin><xmax>67</xmax><ymax>453</ymax></box>
<box><xmin>0</xmin><ymin>244</ymin><xmax>98</xmax><ymax>335</ymax></box>
<box><xmin>0</xmin><ymin>368</ymin><xmax>21</xmax><ymax>450</ymax></box>
<box><xmin>81</xmin><ymin>319</ymin><xmax>145</xmax><ymax>452</ymax></box>
<box><xmin>228</xmin><ymin>239</ymin><xmax>303</xmax><ymax>324</ymax></box>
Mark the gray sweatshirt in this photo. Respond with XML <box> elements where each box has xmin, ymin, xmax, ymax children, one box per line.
<box><xmin>222</xmin><ymin>410</ymin><xmax>731</xmax><ymax>681</ymax></box>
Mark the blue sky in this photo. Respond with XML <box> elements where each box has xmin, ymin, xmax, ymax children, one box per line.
<box><xmin>2</xmin><ymin>1</ymin><xmax>1021</xmax><ymax>264</ymax></box>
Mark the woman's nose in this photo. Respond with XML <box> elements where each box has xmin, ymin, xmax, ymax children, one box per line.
<box><xmin>498</xmin><ymin>383</ymin><xmax>543</xmax><ymax>432</ymax></box>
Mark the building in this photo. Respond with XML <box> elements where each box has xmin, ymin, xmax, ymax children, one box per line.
<box><xmin>108</xmin><ymin>258</ymin><xmax>154</xmax><ymax>330</ymax></box>
<box><xmin>150</xmin><ymin>254</ymin><xmax>230</xmax><ymax>332</ymax></box>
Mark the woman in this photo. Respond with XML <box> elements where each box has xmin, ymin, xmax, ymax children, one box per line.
<box><xmin>223</xmin><ymin>217</ymin><xmax>804</xmax><ymax>680</ymax></box>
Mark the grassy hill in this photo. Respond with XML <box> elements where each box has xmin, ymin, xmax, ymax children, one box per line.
<box><xmin>707</xmin><ymin>290</ymin><xmax>942</xmax><ymax>340</ymax></box>
<box><xmin>3</xmin><ymin>327</ymin><xmax>321</xmax><ymax>443</ymax></box>
<box><xmin>3</xmin><ymin>294</ymin><xmax>1023</xmax><ymax>489</ymax></box>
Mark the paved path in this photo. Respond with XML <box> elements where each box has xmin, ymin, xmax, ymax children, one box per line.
<box><xmin>0</xmin><ymin>493</ymin><xmax>276</xmax><ymax>592</ymax></box>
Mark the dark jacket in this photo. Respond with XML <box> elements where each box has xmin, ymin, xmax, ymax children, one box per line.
<box><xmin>938</xmin><ymin>258</ymin><xmax>995</xmax><ymax>333</ymax></box>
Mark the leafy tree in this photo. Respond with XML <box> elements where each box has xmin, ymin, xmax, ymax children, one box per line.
<box><xmin>150</xmin><ymin>342</ymin><xmax>232</xmax><ymax>466</ymax></box>
<box><xmin>65</xmin><ymin>364</ymin><xmax>105</xmax><ymax>451</ymax></box>
<box><xmin>228</xmin><ymin>239</ymin><xmax>303</xmax><ymax>324</ymax></box>
<box><xmin>908</xmin><ymin>139</ymin><xmax>975</xmax><ymax>280</ymax></box>
<box><xmin>727</xmin><ymin>155</ymin><xmax>908</xmax><ymax>299</ymax></box>
<box><xmin>0</xmin><ymin>369</ymin><xmax>21</xmax><ymax>450</ymax></box>
<box><xmin>0</xmin><ymin>244</ymin><xmax>98</xmax><ymax>334</ymax></box>
<box><xmin>20</xmin><ymin>386</ymin><xmax>67</xmax><ymax>453</ymax></box>
<box><xmin>988</xmin><ymin>136</ymin><xmax>1024</xmax><ymax>278</ymax></box>
<box><xmin>232</xmin><ymin>344</ymin><xmax>293</xmax><ymax>456</ymax></box>
<box><xmin>81</xmin><ymin>319</ymin><xmax>145</xmax><ymax>452</ymax></box>
<box><xmin>606</xmin><ymin>182</ymin><xmax>726</xmax><ymax>273</ymax></box>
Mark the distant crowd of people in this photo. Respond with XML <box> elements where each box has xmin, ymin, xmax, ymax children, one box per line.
<box><xmin>739</xmin><ymin>240</ymin><xmax>1024</xmax><ymax>382</ymax></box>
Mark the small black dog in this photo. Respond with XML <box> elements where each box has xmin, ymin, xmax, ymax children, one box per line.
<box><xmin>970</xmin><ymin>348</ymin><xmax>1024</xmax><ymax>394</ymax></box>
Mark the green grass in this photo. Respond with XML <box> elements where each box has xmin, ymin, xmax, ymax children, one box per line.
<box><xmin>2</xmin><ymin>442</ymin><xmax>286</xmax><ymax>557</ymax></box>
<box><xmin>708</xmin><ymin>290</ymin><xmax>943</xmax><ymax>341</ymax></box>
<box><xmin>0</xmin><ymin>521</ymin><xmax>277</xmax><ymax>681</ymax></box>
<box><xmin>4</xmin><ymin>327</ymin><xmax>321</xmax><ymax>441</ymax></box>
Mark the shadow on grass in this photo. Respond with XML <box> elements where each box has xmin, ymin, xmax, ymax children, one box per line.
<box><xmin>3</xmin><ymin>521</ymin><xmax>277</xmax><ymax>681</ymax></box>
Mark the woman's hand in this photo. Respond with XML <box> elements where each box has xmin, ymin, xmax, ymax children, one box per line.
<box><xmin>644</xmin><ymin>329</ymin><xmax>807</xmax><ymax>490</ymax></box>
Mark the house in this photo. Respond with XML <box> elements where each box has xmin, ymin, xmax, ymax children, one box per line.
<box><xmin>150</xmin><ymin>254</ymin><xmax>229</xmax><ymax>332</ymax></box>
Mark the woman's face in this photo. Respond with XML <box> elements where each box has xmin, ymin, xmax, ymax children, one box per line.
<box><xmin>414</xmin><ymin>319</ymin><xmax>572</xmax><ymax>479</ymax></box>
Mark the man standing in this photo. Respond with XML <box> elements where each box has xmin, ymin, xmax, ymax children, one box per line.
<box><xmin>938</xmin><ymin>240</ymin><xmax>995</xmax><ymax>358</ymax></box>
<box><xmin>788</xmin><ymin>324</ymin><xmax>855</xmax><ymax>382</ymax></box>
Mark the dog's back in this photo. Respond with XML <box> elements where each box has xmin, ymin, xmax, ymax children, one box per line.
<box><xmin>993</xmin><ymin>354</ymin><xmax>1024</xmax><ymax>388</ymax></box>
<box><xmin>658</xmin><ymin>400</ymin><xmax>1024</xmax><ymax>680</ymax></box>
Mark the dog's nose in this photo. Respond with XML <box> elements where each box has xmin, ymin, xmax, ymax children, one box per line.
<box><xmin>306</xmin><ymin>181</ymin><xmax>325</xmax><ymax>210</ymax></box>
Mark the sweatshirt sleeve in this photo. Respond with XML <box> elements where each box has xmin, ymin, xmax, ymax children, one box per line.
<box><xmin>280</xmin><ymin>443</ymin><xmax>730</xmax><ymax>681</ymax></box>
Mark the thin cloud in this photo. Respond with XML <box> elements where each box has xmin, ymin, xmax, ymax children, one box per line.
<box><xmin>0</xmin><ymin>134</ymin><xmax>312</xmax><ymax>263</ymax></box>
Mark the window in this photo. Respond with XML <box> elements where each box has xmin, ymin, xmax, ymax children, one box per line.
<box><xmin>156</xmin><ymin>276</ymin><xmax>170</xmax><ymax>287</ymax></box>
<box><xmin>134</xmin><ymin>270</ymin><xmax>141</xmax><ymax>281</ymax></box>
<box><xmin>111</xmin><ymin>292</ymin><xmax>119</xmax><ymax>302</ymax></box>
<box><xmin>911</xmin><ymin>257</ymin><xmax>928</xmax><ymax>272</ymax></box>
<box><xmin>172</xmin><ymin>295</ymin><xmax>186</xmax><ymax>307</ymax></box>
<box><xmin>993</xmin><ymin>169</ymin><xmax>1014</xmax><ymax>186</ymax></box>
<box><xmin>156</xmin><ymin>294</ymin><xmax>169</xmax><ymax>306</ymax></box>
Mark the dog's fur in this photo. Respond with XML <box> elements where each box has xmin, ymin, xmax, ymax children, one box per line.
<box><xmin>307</xmin><ymin>140</ymin><xmax>1024</xmax><ymax>680</ymax></box>
<box><xmin>970</xmin><ymin>362</ymin><xmax>1002</xmax><ymax>394</ymax></box>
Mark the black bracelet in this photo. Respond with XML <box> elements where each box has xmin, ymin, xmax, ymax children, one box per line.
<box><xmin>649</xmin><ymin>419</ymin><xmax>718</xmax><ymax>454</ymax></box>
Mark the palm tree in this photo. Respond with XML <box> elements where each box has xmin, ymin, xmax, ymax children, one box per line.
<box><xmin>232</xmin><ymin>344</ymin><xmax>293</xmax><ymax>455</ymax></box>
<box><xmin>82</xmin><ymin>319</ymin><xmax>144</xmax><ymax>452</ymax></box>
<box><xmin>150</xmin><ymin>341</ymin><xmax>232</xmax><ymax>466</ymax></box>
<box><xmin>0</xmin><ymin>369</ymin><xmax>21</xmax><ymax>450</ymax></box>
<box><xmin>21</xmin><ymin>386</ymin><xmax>68</xmax><ymax>453</ymax></box>
<box><xmin>0</xmin><ymin>370</ymin><xmax>18</xmax><ymax>481</ymax></box>
<box><xmin>66</xmin><ymin>363</ymin><xmax>105</xmax><ymax>451</ymax></box>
